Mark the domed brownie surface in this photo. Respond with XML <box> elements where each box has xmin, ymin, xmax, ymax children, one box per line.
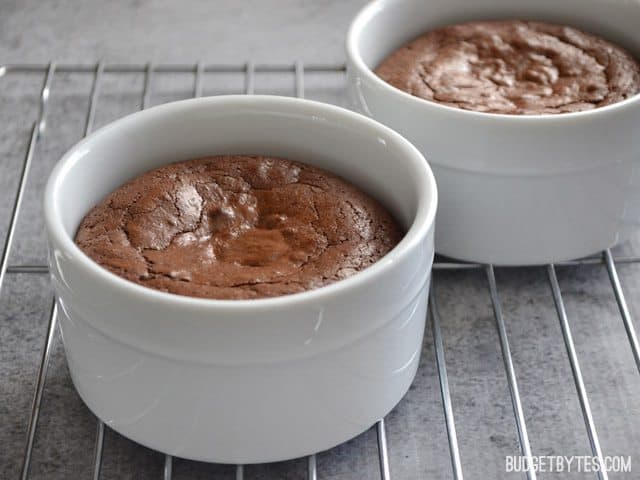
<box><xmin>75</xmin><ymin>155</ymin><xmax>403</xmax><ymax>300</ymax></box>
<box><xmin>375</xmin><ymin>20</ymin><xmax>640</xmax><ymax>114</ymax></box>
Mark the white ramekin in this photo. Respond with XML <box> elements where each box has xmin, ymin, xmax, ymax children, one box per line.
<box><xmin>347</xmin><ymin>0</ymin><xmax>640</xmax><ymax>265</ymax></box>
<box><xmin>44</xmin><ymin>95</ymin><xmax>437</xmax><ymax>463</ymax></box>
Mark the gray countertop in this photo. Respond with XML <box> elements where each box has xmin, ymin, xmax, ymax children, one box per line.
<box><xmin>1</xmin><ymin>1</ymin><xmax>639</xmax><ymax>479</ymax></box>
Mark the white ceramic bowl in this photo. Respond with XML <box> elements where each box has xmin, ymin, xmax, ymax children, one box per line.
<box><xmin>347</xmin><ymin>0</ymin><xmax>640</xmax><ymax>265</ymax></box>
<box><xmin>44</xmin><ymin>95</ymin><xmax>437</xmax><ymax>463</ymax></box>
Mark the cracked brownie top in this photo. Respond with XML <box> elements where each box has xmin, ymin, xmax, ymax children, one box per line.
<box><xmin>375</xmin><ymin>20</ymin><xmax>640</xmax><ymax>115</ymax></box>
<box><xmin>75</xmin><ymin>155</ymin><xmax>403</xmax><ymax>300</ymax></box>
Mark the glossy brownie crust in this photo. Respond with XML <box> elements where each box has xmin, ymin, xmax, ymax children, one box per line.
<box><xmin>75</xmin><ymin>155</ymin><xmax>403</xmax><ymax>300</ymax></box>
<box><xmin>375</xmin><ymin>20</ymin><xmax>640</xmax><ymax>114</ymax></box>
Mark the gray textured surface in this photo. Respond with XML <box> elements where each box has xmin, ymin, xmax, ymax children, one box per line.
<box><xmin>1</xmin><ymin>1</ymin><xmax>640</xmax><ymax>479</ymax></box>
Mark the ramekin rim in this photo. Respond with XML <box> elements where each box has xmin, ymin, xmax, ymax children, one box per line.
<box><xmin>346</xmin><ymin>0</ymin><xmax>640</xmax><ymax>122</ymax></box>
<box><xmin>44</xmin><ymin>94</ymin><xmax>438</xmax><ymax>311</ymax></box>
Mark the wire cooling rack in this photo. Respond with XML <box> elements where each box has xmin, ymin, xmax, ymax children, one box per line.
<box><xmin>1</xmin><ymin>62</ymin><xmax>639</xmax><ymax>480</ymax></box>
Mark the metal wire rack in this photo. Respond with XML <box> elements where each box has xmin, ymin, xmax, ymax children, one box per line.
<box><xmin>1</xmin><ymin>61</ymin><xmax>639</xmax><ymax>480</ymax></box>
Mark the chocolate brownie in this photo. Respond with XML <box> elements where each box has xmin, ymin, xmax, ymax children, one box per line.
<box><xmin>75</xmin><ymin>155</ymin><xmax>403</xmax><ymax>300</ymax></box>
<box><xmin>375</xmin><ymin>20</ymin><xmax>640</xmax><ymax>114</ymax></box>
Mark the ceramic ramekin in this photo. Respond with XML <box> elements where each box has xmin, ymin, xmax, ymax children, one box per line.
<box><xmin>44</xmin><ymin>95</ymin><xmax>437</xmax><ymax>463</ymax></box>
<box><xmin>347</xmin><ymin>0</ymin><xmax>640</xmax><ymax>265</ymax></box>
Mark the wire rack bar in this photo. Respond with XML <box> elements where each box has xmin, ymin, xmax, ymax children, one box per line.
<box><xmin>486</xmin><ymin>266</ymin><xmax>536</xmax><ymax>480</ymax></box>
<box><xmin>6</xmin><ymin>265</ymin><xmax>50</xmax><ymax>274</ymax></box>
<box><xmin>193</xmin><ymin>61</ymin><xmax>205</xmax><ymax>98</ymax></box>
<box><xmin>428</xmin><ymin>286</ymin><xmax>464</xmax><ymax>480</ymax></box>
<box><xmin>0</xmin><ymin>62</ymin><xmax>346</xmax><ymax>75</ymax></box>
<box><xmin>295</xmin><ymin>60</ymin><xmax>305</xmax><ymax>99</ymax></box>
<box><xmin>20</xmin><ymin>300</ymin><xmax>57</xmax><ymax>480</ymax></box>
<box><xmin>85</xmin><ymin>61</ymin><xmax>104</xmax><ymax>136</ymax></box>
<box><xmin>603</xmin><ymin>249</ymin><xmax>640</xmax><ymax>373</ymax></box>
<box><xmin>547</xmin><ymin>265</ymin><xmax>608</xmax><ymax>480</ymax></box>
<box><xmin>35</xmin><ymin>62</ymin><xmax>55</xmax><ymax>134</ymax></box>
<box><xmin>235</xmin><ymin>464</ymin><xmax>244</xmax><ymax>480</ymax></box>
<box><xmin>245</xmin><ymin>61</ymin><xmax>255</xmax><ymax>95</ymax></box>
<box><xmin>376</xmin><ymin>419</ymin><xmax>391</xmax><ymax>480</ymax></box>
<box><xmin>163</xmin><ymin>455</ymin><xmax>172</xmax><ymax>480</ymax></box>
<box><xmin>307</xmin><ymin>455</ymin><xmax>317</xmax><ymax>480</ymax></box>
<box><xmin>92</xmin><ymin>421</ymin><xmax>105</xmax><ymax>480</ymax></box>
<box><xmin>142</xmin><ymin>63</ymin><xmax>154</xmax><ymax>109</ymax></box>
